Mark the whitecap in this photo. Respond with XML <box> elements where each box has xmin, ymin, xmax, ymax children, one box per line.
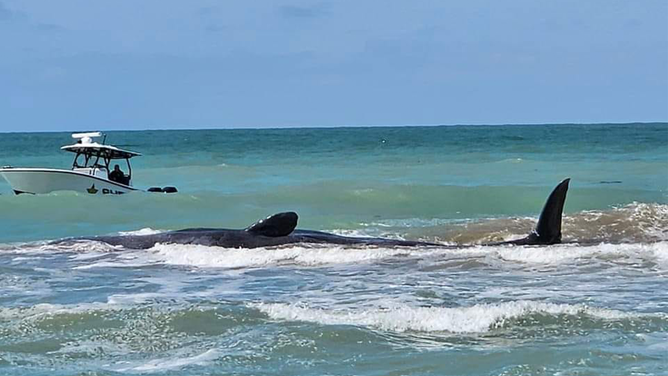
<box><xmin>146</xmin><ymin>242</ymin><xmax>437</xmax><ymax>268</ymax></box>
<box><xmin>495</xmin><ymin>242</ymin><xmax>668</xmax><ymax>266</ymax></box>
<box><xmin>252</xmin><ymin>300</ymin><xmax>642</xmax><ymax>333</ymax></box>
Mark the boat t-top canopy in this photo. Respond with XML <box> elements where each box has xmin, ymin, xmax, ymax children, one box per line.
<box><xmin>61</xmin><ymin>132</ymin><xmax>141</xmax><ymax>159</ymax></box>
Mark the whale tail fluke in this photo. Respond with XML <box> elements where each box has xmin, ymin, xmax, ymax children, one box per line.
<box><xmin>505</xmin><ymin>178</ymin><xmax>570</xmax><ymax>245</ymax></box>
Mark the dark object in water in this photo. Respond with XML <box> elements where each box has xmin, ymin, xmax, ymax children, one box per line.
<box><xmin>599</xmin><ymin>180</ymin><xmax>622</xmax><ymax>184</ymax></box>
<box><xmin>147</xmin><ymin>186</ymin><xmax>178</xmax><ymax>193</ymax></box>
<box><xmin>71</xmin><ymin>179</ymin><xmax>571</xmax><ymax>249</ymax></box>
<box><xmin>496</xmin><ymin>178</ymin><xmax>569</xmax><ymax>245</ymax></box>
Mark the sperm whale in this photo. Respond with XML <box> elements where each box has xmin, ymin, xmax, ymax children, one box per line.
<box><xmin>76</xmin><ymin>179</ymin><xmax>570</xmax><ymax>249</ymax></box>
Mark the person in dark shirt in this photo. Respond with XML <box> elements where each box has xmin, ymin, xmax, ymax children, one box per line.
<box><xmin>108</xmin><ymin>164</ymin><xmax>125</xmax><ymax>184</ymax></box>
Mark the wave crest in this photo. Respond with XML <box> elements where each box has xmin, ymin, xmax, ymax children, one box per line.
<box><xmin>377</xmin><ymin>203</ymin><xmax>668</xmax><ymax>244</ymax></box>
<box><xmin>148</xmin><ymin>243</ymin><xmax>426</xmax><ymax>268</ymax></box>
<box><xmin>252</xmin><ymin>301</ymin><xmax>654</xmax><ymax>333</ymax></box>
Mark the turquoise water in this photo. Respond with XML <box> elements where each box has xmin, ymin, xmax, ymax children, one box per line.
<box><xmin>0</xmin><ymin>123</ymin><xmax>667</xmax><ymax>375</ymax></box>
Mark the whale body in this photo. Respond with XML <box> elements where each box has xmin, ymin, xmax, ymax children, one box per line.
<box><xmin>81</xmin><ymin>179</ymin><xmax>570</xmax><ymax>249</ymax></box>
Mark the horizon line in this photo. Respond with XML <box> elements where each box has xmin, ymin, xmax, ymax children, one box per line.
<box><xmin>0</xmin><ymin>121</ymin><xmax>666</xmax><ymax>134</ymax></box>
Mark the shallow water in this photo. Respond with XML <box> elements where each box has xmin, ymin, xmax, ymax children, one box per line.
<box><xmin>0</xmin><ymin>124</ymin><xmax>667</xmax><ymax>375</ymax></box>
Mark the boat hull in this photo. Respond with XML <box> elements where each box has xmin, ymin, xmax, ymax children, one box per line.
<box><xmin>0</xmin><ymin>168</ymin><xmax>137</xmax><ymax>195</ymax></box>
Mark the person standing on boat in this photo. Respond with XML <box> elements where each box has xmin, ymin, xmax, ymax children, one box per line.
<box><xmin>109</xmin><ymin>165</ymin><xmax>125</xmax><ymax>184</ymax></box>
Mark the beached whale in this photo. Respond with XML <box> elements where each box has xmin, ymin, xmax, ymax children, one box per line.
<box><xmin>76</xmin><ymin>179</ymin><xmax>570</xmax><ymax>249</ymax></box>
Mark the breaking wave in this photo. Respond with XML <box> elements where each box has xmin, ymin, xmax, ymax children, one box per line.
<box><xmin>129</xmin><ymin>241</ymin><xmax>668</xmax><ymax>270</ymax></box>
<box><xmin>2</xmin><ymin>204</ymin><xmax>666</xmax><ymax>273</ymax></box>
<box><xmin>252</xmin><ymin>300</ymin><xmax>662</xmax><ymax>333</ymax></box>
<box><xmin>369</xmin><ymin>202</ymin><xmax>668</xmax><ymax>245</ymax></box>
<box><xmin>145</xmin><ymin>243</ymin><xmax>429</xmax><ymax>268</ymax></box>
<box><xmin>7</xmin><ymin>240</ymin><xmax>666</xmax><ymax>271</ymax></box>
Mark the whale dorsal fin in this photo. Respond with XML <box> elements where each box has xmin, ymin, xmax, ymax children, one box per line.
<box><xmin>245</xmin><ymin>212</ymin><xmax>298</xmax><ymax>237</ymax></box>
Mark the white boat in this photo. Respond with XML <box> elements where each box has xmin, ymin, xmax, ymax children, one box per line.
<box><xmin>0</xmin><ymin>132</ymin><xmax>141</xmax><ymax>195</ymax></box>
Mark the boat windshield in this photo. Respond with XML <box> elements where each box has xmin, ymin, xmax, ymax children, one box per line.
<box><xmin>72</xmin><ymin>150</ymin><xmax>133</xmax><ymax>185</ymax></box>
<box><xmin>73</xmin><ymin>151</ymin><xmax>105</xmax><ymax>169</ymax></box>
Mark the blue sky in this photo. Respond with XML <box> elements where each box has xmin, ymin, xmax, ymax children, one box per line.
<box><xmin>0</xmin><ymin>0</ymin><xmax>666</xmax><ymax>132</ymax></box>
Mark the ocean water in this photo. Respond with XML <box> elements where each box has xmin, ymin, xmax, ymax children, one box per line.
<box><xmin>0</xmin><ymin>123</ymin><xmax>666</xmax><ymax>375</ymax></box>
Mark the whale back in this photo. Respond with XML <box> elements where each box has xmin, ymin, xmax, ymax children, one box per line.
<box><xmin>245</xmin><ymin>212</ymin><xmax>298</xmax><ymax>237</ymax></box>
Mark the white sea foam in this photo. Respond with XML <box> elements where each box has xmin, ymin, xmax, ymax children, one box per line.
<box><xmin>118</xmin><ymin>228</ymin><xmax>164</xmax><ymax>236</ymax></box>
<box><xmin>0</xmin><ymin>240</ymin><xmax>120</xmax><ymax>255</ymax></box>
<box><xmin>625</xmin><ymin>202</ymin><xmax>668</xmax><ymax>240</ymax></box>
<box><xmin>0</xmin><ymin>292</ymin><xmax>178</xmax><ymax>321</ymax></box>
<box><xmin>0</xmin><ymin>294</ymin><xmax>197</xmax><ymax>324</ymax></box>
<box><xmin>0</xmin><ymin>302</ymin><xmax>115</xmax><ymax>321</ymax></box>
<box><xmin>86</xmin><ymin>241</ymin><xmax>668</xmax><ymax>271</ymax></box>
<box><xmin>495</xmin><ymin>242</ymin><xmax>668</xmax><ymax>266</ymax></box>
<box><xmin>106</xmin><ymin>292</ymin><xmax>167</xmax><ymax>305</ymax></box>
<box><xmin>653</xmin><ymin>244</ymin><xmax>668</xmax><ymax>267</ymax></box>
<box><xmin>561</xmin><ymin>202</ymin><xmax>668</xmax><ymax>243</ymax></box>
<box><xmin>252</xmin><ymin>301</ymin><xmax>639</xmax><ymax>333</ymax></box>
<box><xmin>146</xmin><ymin>243</ymin><xmax>438</xmax><ymax>268</ymax></box>
<box><xmin>9</xmin><ymin>236</ymin><xmax>668</xmax><ymax>273</ymax></box>
<box><xmin>52</xmin><ymin>240</ymin><xmax>121</xmax><ymax>254</ymax></box>
<box><xmin>114</xmin><ymin>349</ymin><xmax>219</xmax><ymax>373</ymax></box>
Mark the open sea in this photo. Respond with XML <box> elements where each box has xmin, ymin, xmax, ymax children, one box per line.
<box><xmin>0</xmin><ymin>123</ymin><xmax>667</xmax><ymax>375</ymax></box>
